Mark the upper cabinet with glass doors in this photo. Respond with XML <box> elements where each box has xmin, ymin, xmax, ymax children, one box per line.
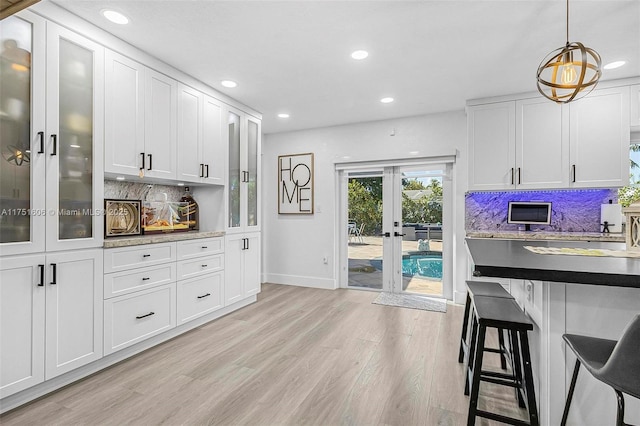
<box><xmin>0</xmin><ymin>12</ymin><xmax>104</xmax><ymax>256</ymax></box>
<box><xmin>227</xmin><ymin>107</ymin><xmax>261</xmax><ymax>232</ymax></box>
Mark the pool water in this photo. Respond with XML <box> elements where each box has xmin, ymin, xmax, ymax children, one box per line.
<box><xmin>402</xmin><ymin>255</ymin><xmax>443</xmax><ymax>279</ymax></box>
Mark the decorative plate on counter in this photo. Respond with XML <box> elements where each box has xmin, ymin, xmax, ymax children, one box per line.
<box><xmin>105</xmin><ymin>199</ymin><xmax>141</xmax><ymax>237</ymax></box>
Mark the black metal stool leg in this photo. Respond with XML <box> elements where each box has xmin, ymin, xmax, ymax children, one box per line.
<box><xmin>467</xmin><ymin>324</ymin><xmax>487</xmax><ymax>426</ymax></box>
<box><xmin>497</xmin><ymin>327</ymin><xmax>507</xmax><ymax>369</ymax></box>
<box><xmin>561</xmin><ymin>359</ymin><xmax>581</xmax><ymax>426</ymax></box>
<box><xmin>465</xmin><ymin>315</ymin><xmax>479</xmax><ymax>396</ymax></box>
<box><xmin>510</xmin><ymin>329</ymin><xmax>526</xmax><ymax>408</ymax></box>
<box><xmin>518</xmin><ymin>330</ymin><xmax>539</xmax><ymax>426</ymax></box>
<box><xmin>459</xmin><ymin>293</ymin><xmax>472</xmax><ymax>363</ymax></box>
<box><xmin>615</xmin><ymin>390</ymin><xmax>626</xmax><ymax>426</ymax></box>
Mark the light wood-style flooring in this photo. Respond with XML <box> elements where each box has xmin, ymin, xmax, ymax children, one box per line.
<box><xmin>1</xmin><ymin>284</ymin><xmax>528</xmax><ymax>425</ymax></box>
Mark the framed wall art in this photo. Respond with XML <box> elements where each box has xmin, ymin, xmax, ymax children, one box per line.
<box><xmin>278</xmin><ymin>153</ymin><xmax>314</xmax><ymax>214</ymax></box>
<box><xmin>104</xmin><ymin>199</ymin><xmax>142</xmax><ymax>237</ymax></box>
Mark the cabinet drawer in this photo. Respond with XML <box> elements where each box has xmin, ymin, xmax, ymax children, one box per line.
<box><xmin>177</xmin><ymin>271</ymin><xmax>224</xmax><ymax>325</ymax></box>
<box><xmin>177</xmin><ymin>237</ymin><xmax>224</xmax><ymax>260</ymax></box>
<box><xmin>104</xmin><ymin>243</ymin><xmax>176</xmax><ymax>273</ymax></box>
<box><xmin>177</xmin><ymin>254</ymin><xmax>223</xmax><ymax>280</ymax></box>
<box><xmin>104</xmin><ymin>263</ymin><xmax>176</xmax><ymax>299</ymax></box>
<box><xmin>104</xmin><ymin>283</ymin><xmax>176</xmax><ymax>355</ymax></box>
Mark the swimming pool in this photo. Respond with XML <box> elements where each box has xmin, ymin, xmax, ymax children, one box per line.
<box><xmin>402</xmin><ymin>255</ymin><xmax>443</xmax><ymax>279</ymax></box>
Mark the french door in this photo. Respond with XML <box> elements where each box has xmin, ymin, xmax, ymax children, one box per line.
<box><xmin>342</xmin><ymin>164</ymin><xmax>446</xmax><ymax>296</ymax></box>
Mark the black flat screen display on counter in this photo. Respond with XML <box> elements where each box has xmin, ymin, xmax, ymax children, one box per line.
<box><xmin>507</xmin><ymin>201</ymin><xmax>552</xmax><ymax>226</ymax></box>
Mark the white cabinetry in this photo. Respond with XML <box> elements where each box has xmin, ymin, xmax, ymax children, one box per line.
<box><xmin>1</xmin><ymin>13</ymin><xmax>104</xmax><ymax>255</ymax></box>
<box><xmin>468</xmin><ymin>86</ymin><xmax>631</xmax><ymax>190</ymax></box>
<box><xmin>103</xmin><ymin>243</ymin><xmax>177</xmax><ymax>355</ymax></box>
<box><xmin>177</xmin><ymin>85</ymin><xmax>224</xmax><ymax>185</ymax></box>
<box><xmin>176</xmin><ymin>237</ymin><xmax>225</xmax><ymax>325</ymax></box>
<box><xmin>0</xmin><ymin>250</ymin><xmax>103</xmax><ymax>398</ymax></box>
<box><xmin>630</xmin><ymin>84</ymin><xmax>640</xmax><ymax>129</ymax></box>
<box><xmin>467</xmin><ymin>102</ymin><xmax>515</xmax><ymax>190</ymax></box>
<box><xmin>104</xmin><ymin>50</ymin><xmax>177</xmax><ymax>180</ymax></box>
<box><xmin>225</xmin><ymin>232</ymin><xmax>260</xmax><ymax>305</ymax></box>
<box><xmin>569</xmin><ymin>86</ymin><xmax>630</xmax><ymax>187</ymax></box>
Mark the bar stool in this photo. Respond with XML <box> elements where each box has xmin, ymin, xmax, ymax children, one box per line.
<box><xmin>561</xmin><ymin>314</ymin><xmax>640</xmax><ymax>426</ymax></box>
<box><xmin>458</xmin><ymin>280</ymin><xmax>514</xmax><ymax>369</ymax></box>
<box><xmin>466</xmin><ymin>295</ymin><xmax>539</xmax><ymax>426</ymax></box>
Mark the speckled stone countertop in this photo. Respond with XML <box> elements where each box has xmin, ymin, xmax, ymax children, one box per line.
<box><xmin>104</xmin><ymin>230</ymin><xmax>225</xmax><ymax>248</ymax></box>
<box><xmin>466</xmin><ymin>230</ymin><xmax>625</xmax><ymax>242</ymax></box>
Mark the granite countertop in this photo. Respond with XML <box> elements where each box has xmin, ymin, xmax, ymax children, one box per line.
<box><xmin>466</xmin><ymin>238</ymin><xmax>640</xmax><ymax>288</ymax></box>
<box><xmin>466</xmin><ymin>230</ymin><xmax>625</xmax><ymax>242</ymax></box>
<box><xmin>104</xmin><ymin>230</ymin><xmax>225</xmax><ymax>248</ymax></box>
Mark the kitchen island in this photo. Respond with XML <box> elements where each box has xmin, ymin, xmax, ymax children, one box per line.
<box><xmin>466</xmin><ymin>238</ymin><xmax>640</xmax><ymax>426</ymax></box>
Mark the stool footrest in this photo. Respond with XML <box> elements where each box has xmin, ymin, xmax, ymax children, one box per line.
<box><xmin>475</xmin><ymin>409</ymin><xmax>533</xmax><ymax>426</ymax></box>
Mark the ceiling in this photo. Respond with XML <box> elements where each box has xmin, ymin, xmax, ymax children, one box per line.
<box><xmin>49</xmin><ymin>0</ymin><xmax>640</xmax><ymax>134</ymax></box>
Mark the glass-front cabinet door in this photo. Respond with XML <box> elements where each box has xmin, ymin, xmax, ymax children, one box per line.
<box><xmin>44</xmin><ymin>23</ymin><xmax>104</xmax><ymax>251</ymax></box>
<box><xmin>226</xmin><ymin>107</ymin><xmax>260</xmax><ymax>232</ymax></box>
<box><xmin>0</xmin><ymin>12</ymin><xmax>46</xmax><ymax>255</ymax></box>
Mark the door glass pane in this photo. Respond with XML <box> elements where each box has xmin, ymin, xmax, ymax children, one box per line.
<box><xmin>0</xmin><ymin>17</ymin><xmax>32</xmax><ymax>243</ymax></box>
<box><xmin>247</xmin><ymin>119</ymin><xmax>258</xmax><ymax>227</ymax></box>
<box><xmin>400</xmin><ymin>168</ymin><xmax>444</xmax><ymax>296</ymax></box>
<box><xmin>58</xmin><ymin>39</ymin><xmax>93</xmax><ymax>240</ymax></box>
<box><xmin>228</xmin><ymin>112</ymin><xmax>240</xmax><ymax>228</ymax></box>
<box><xmin>347</xmin><ymin>173</ymin><xmax>383</xmax><ymax>290</ymax></box>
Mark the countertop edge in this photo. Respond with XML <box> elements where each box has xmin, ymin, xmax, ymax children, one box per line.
<box><xmin>104</xmin><ymin>231</ymin><xmax>225</xmax><ymax>248</ymax></box>
<box><xmin>466</xmin><ymin>231</ymin><xmax>625</xmax><ymax>242</ymax></box>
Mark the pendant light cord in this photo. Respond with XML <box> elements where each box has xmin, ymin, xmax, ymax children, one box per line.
<box><xmin>566</xmin><ymin>0</ymin><xmax>569</xmax><ymax>44</ymax></box>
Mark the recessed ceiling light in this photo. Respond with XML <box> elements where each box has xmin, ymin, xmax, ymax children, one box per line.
<box><xmin>277</xmin><ymin>113</ymin><xmax>290</xmax><ymax>119</ymax></box>
<box><xmin>116</xmin><ymin>176</ymin><xmax>125</xmax><ymax>181</ymax></box>
<box><xmin>603</xmin><ymin>61</ymin><xmax>626</xmax><ymax>70</ymax></box>
<box><xmin>380</xmin><ymin>97</ymin><xmax>394</xmax><ymax>104</ymax></box>
<box><xmin>177</xmin><ymin>182</ymin><xmax>185</xmax><ymax>186</ymax></box>
<box><xmin>69</xmin><ymin>144</ymin><xmax>81</xmax><ymax>148</ymax></box>
<box><xmin>351</xmin><ymin>50</ymin><xmax>369</xmax><ymax>60</ymax></box>
<box><xmin>102</xmin><ymin>10</ymin><xmax>129</xmax><ymax>25</ymax></box>
<box><xmin>409</xmin><ymin>151</ymin><xmax>420</xmax><ymax>155</ymax></box>
<box><xmin>221</xmin><ymin>80</ymin><xmax>238</xmax><ymax>88</ymax></box>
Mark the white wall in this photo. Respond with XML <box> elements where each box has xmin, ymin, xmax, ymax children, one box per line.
<box><xmin>262</xmin><ymin>110</ymin><xmax>469</xmax><ymax>302</ymax></box>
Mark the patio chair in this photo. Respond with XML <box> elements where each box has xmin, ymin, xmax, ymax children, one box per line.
<box><xmin>354</xmin><ymin>223</ymin><xmax>365</xmax><ymax>243</ymax></box>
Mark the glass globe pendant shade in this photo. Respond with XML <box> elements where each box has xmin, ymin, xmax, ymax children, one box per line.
<box><xmin>537</xmin><ymin>41</ymin><xmax>602</xmax><ymax>103</ymax></box>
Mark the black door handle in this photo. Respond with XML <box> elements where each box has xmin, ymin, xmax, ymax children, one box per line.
<box><xmin>51</xmin><ymin>134</ymin><xmax>57</xmax><ymax>156</ymax></box>
<box><xmin>38</xmin><ymin>264</ymin><xmax>44</xmax><ymax>286</ymax></box>
<box><xmin>136</xmin><ymin>312</ymin><xmax>155</xmax><ymax>319</ymax></box>
<box><xmin>394</xmin><ymin>232</ymin><xmax>406</xmax><ymax>237</ymax></box>
<box><xmin>140</xmin><ymin>152</ymin><xmax>145</xmax><ymax>170</ymax></box>
<box><xmin>380</xmin><ymin>232</ymin><xmax>391</xmax><ymax>237</ymax></box>
<box><xmin>37</xmin><ymin>132</ymin><xmax>44</xmax><ymax>154</ymax></box>
<box><xmin>199</xmin><ymin>163</ymin><xmax>204</xmax><ymax>177</ymax></box>
<box><xmin>205</xmin><ymin>164</ymin><xmax>209</xmax><ymax>178</ymax></box>
<box><xmin>197</xmin><ymin>293</ymin><xmax>211</xmax><ymax>299</ymax></box>
<box><xmin>50</xmin><ymin>263</ymin><xmax>57</xmax><ymax>285</ymax></box>
<box><xmin>147</xmin><ymin>154</ymin><xmax>152</xmax><ymax>170</ymax></box>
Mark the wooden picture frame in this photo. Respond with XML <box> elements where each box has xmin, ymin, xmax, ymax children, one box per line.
<box><xmin>104</xmin><ymin>199</ymin><xmax>142</xmax><ymax>237</ymax></box>
<box><xmin>278</xmin><ymin>153</ymin><xmax>314</xmax><ymax>214</ymax></box>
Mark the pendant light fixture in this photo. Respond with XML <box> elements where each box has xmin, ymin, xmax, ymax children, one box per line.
<box><xmin>536</xmin><ymin>0</ymin><xmax>602</xmax><ymax>103</ymax></box>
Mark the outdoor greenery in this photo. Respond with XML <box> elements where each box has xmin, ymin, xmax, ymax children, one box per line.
<box><xmin>348</xmin><ymin>177</ymin><xmax>443</xmax><ymax>236</ymax></box>
<box><xmin>619</xmin><ymin>143</ymin><xmax>640</xmax><ymax>207</ymax></box>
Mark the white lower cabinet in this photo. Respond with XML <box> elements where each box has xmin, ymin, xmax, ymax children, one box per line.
<box><xmin>225</xmin><ymin>232</ymin><xmax>260</xmax><ymax>305</ymax></box>
<box><xmin>177</xmin><ymin>271</ymin><xmax>224</xmax><ymax>325</ymax></box>
<box><xmin>104</xmin><ymin>283</ymin><xmax>176</xmax><ymax>355</ymax></box>
<box><xmin>0</xmin><ymin>249</ymin><xmax>103</xmax><ymax>398</ymax></box>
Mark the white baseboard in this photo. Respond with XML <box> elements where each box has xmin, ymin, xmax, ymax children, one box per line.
<box><xmin>0</xmin><ymin>296</ymin><xmax>256</xmax><ymax>414</ymax></box>
<box><xmin>263</xmin><ymin>273</ymin><xmax>337</xmax><ymax>290</ymax></box>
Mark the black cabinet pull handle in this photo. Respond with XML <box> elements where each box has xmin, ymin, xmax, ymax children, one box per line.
<box><xmin>140</xmin><ymin>153</ymin><xmax>145</xmax><ymax>170</ymax></box>
<box><xmin>143</xmin><ymin>254</ymin><xmax>151</xmax><ymax>258</ymax></box>
<box><xmin>51</xmin><ymin>134</ymin><xmax>57</xmax><ymax>156</ymax></box>
<box><xmin>147</xmin><ymin>154</ymin><xmax>152</xmax><ymax>170</ymax></box>
<box><xmin>136</xmin><ymin>312</ymin><xmax>155</xmax><ymax>319</ymax></box>
<box><xmin>572</xmin><ymin>164</ymin><xmax>576</xmax><ymax>183</ymax></box>
<box><xmin>50</xmin><ymin>263</ymin><xmax>57</xmax><ymax>285</ymax></box>
<box><xmin>197</xmin><ymin>293</ymin><xmax>211</xmax><ymax>299</ymax></box>
<box><xmin>205</xmin><ymin>164</ymin><xmax>209</xmax><ymax>178</ymax></box>
<box><xmin>517</xmin><ymin>167</ymin><xmax>521</xmax><ymax>185</ymax></box>
<box><xmin>38</xmin><ymin>264</ymin><xmax>44</xmax><ymax>286</ymax></box>
<box><xmin>37</xmin><ymin>132</ymin><xmax>44</xmax><ymax>154</ymax></box>
<box><xmin>201</xmin><ymin>246</ymin><xmax>208</xmax><ymax>249</ymax></box>
<box><xmin>510</xmin><ymin>168</ymin><xmax>514</xmax><ymax>185</ymax></box>
<box><xmin>142</xmin><ymin>277</ymin><xmax>150</xmax><ymax>281</ymax></box>
<box><xmin>201</xmin><ymin>264</ymin><xmax>208</xmax><ymax>268</ymax></box>
<box><xmin>199</xmin><ymin>163</ymin><xmax>204</xmax><ymax>178</ymax></box>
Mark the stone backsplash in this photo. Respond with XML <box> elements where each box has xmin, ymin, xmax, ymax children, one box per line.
<box><xmin>465</xmin><ymin>188</ymin><xmax>619</xmax><ymax>233</ymax></box>
<box><xmin>104</xmin><ymin>180</ymin><xmax>186</xmax><ymax>202</ymax></box>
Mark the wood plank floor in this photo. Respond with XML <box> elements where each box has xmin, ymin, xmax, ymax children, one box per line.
<box><xmin>1</xmin><ymin>284</ymin><xmax>529</xmax><ymax>425</ymax></box>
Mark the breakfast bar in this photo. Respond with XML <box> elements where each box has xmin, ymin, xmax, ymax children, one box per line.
<box><xmin>466</xmin><ymin>238</ymin><xmax>640</xmax><ymax>425</ymax></box>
